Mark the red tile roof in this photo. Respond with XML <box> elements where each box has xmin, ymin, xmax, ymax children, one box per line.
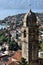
<box><xmin>3</xmin><ymin>50</ymin><xmax>22</xmax><ymax>65</ymax></box>
<box><xmin>12</xmin><ymin>50</ymin><xmax>22</xmax><ymax>61</ymax></box>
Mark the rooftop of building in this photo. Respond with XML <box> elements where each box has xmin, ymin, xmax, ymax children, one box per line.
<box><xmin>1</xmin><ymin>50</ymin><xmax>22</xmax><ymax>65</ymax></box>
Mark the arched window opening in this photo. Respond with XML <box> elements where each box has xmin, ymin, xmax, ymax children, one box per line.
<box><xmin>24</xmin><ymin>30</ymin><xmax>26</xmax><ymax>37</ymax></box>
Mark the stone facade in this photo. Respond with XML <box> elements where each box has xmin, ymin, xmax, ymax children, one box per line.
<box><xmin>21</xmin><ymin>10</ymin><xmax>39</xmax><ymax>64</ymax></box>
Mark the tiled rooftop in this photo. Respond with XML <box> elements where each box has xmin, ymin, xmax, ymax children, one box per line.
<box><xmin>2</xmin><ymin>50</ymin><xmax>22</xmax><ymax>65</ymax></box>
<box><xmin>12</xmin><ymin>50</ymin><xmax>22</xmax><ymax>61</ymax></box>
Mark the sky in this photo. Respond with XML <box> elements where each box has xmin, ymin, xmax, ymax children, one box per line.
<box><xmin>0</xmin><ymin>0</ymin><xmax>43</xmax><ymax>20</ymax></box>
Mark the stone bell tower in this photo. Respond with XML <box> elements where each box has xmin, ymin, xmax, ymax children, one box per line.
<box><xmin>21</xmin><ymin>10</ymin><xmax>39</xmax><ymax>64</ymax></box>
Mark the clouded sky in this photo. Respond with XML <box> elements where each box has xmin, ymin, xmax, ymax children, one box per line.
<box><xmin>0</xmin><ymin>0</ymin><xmax>43</xmax><ymax>20</ymax></box>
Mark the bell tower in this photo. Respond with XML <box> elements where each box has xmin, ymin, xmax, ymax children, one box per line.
<box><xmin>21</xmin><ymin>10</ymin><xmax>39</xmax><ymax>64</ymax></box>
<box><xmin>21</xmin><ymin>12</ymin><xmax>29</xmax><ymax>61</ymax></box>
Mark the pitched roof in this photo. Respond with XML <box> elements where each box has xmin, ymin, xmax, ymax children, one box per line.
<box><xmin>3</xmin><ymin>50</ymin><xmax>22</xmax><ymax>65</ymax></box>
<box><xmin>12</xmin><ymin>50</ymin><xmax>22</xmax><ymax>61</ymax></box>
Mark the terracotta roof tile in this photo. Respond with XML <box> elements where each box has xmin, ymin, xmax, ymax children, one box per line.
<box><xmin>3</xmin><ymin>50</ymin><xmax>22</xmax><ymax>65</ymax></box>
<box><xmin>12</xmin><ymin>50</ymin><xmax>22</xmax><ymax>61</ymax></box>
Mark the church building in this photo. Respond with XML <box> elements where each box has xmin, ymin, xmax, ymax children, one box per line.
<box><xmin>21</xmin><ymin>10</ymin><xmax>40</xmax><ymax>64</ymax></box>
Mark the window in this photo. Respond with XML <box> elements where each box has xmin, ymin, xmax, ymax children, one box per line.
<box><xmin>24</xmin><ymin>30</ymin><xmax>26</xmax><ymax>37</ymax></box>
<box><xmin>16</xmin><ymin>31</ymin><xmax>18</xmax><ymax>39</ymax></box>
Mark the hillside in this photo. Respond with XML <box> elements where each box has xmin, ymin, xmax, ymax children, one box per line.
<box><xmin>0</xmin><ymin>13</ymin><xmax>43</xmax><ymax>25</ymax></box>
<box><xmin>0</xmin><ymin>13</ymin><xmax>25</xmax><ymax>24</ymax></box>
